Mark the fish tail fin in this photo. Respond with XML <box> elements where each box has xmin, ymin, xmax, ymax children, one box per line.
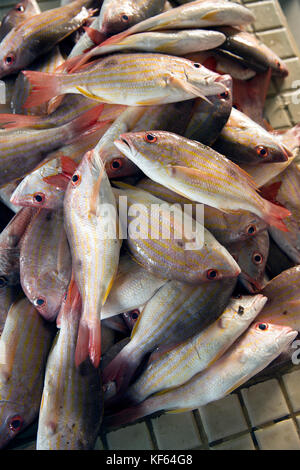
<box><xmin>22</xmin><ymin>71</ymin><xmax>63</xmax><ymax>109</ymax></box>
<box><xmin>98</xmin><ymin>29</ymin><xmax>130</xmax><ymax>47</ymax></box>
<box><xmin>75</xmin><ymin>314</ymin><xmax>101</xmax><ymax>368</ymax></box>
<box><xmin>0</xmin><ymin>113</ymin><xmax>40</xmax><ymax>130</ymax></box>
<box><xmin>75</xmin><ymin>319</ymin><xmax>90</xmax><ymax>367</ymax></box>
<box><xmin>262</xmin><ymin>199</ymin><xmax>291</xmax><ymax>232</ymax></box>
<box><xmin>102</xmin><ymin>346</ymin><xmax>140</xmax><ymax>395</ymax></box>
<box><xmin>104</xmin><ymin>398</ymin><xmax>161</xmax><ymax>430</ymax></box>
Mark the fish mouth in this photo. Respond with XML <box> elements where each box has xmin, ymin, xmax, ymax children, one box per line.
<box><xmin>240</xmin><ymin>273</ymin><xmax>263</xmax><ymax>293</ymax></box>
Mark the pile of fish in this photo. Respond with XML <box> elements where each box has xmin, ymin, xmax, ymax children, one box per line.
<box><xmin>0</xmin><ymin>0</ymin><xmax>299</xmax><ymax>450</ymax></box>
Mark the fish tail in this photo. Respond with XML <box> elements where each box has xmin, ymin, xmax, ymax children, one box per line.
<box><xmin>75</xmin><ymin>319</ymin><xmax>90</xmax><ymax>367</ymax></box>
<box><xmin>22</xmin><ymin>71</ymin><xmax>63</xmax><ymax>109</ymax></box>
<box><xmin>98</xmin><ymin>29</ymin><xmax>130</xmax><ymax>47</ymax></box>
<box><xmin>102</xmin><ymin>346</ymin><xmax>140</xmax><ymax>394</ymax></box>
<box><xmin>262</xmin><ymin>199</ymin><xmax>291</xmax><ymax>232</ymax></box>
<box><xmin>104</xmin><ymin>398</ymin><xmax>162</xmax><ymax>430</ymax></box>
<box><xmin>0</xmin><ymin>113</ymin><xmax>40</xmax><ymax>130</ymax></box>
<box><xmin>75</xmin><ymin>315</ymin><xmax>101</xmax><ymax>368</ymax></box>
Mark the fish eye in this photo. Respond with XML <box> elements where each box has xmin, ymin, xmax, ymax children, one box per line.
<box><xmin>33</xmin><ymin>192</ymin><xmax>45</xmax><ymax>204</ymax></box>
<box><xmin>110</xmin><ymin>158</ymin><xmax>123</xmax><ymax>170</ymax></box>
<box><xmin>193</xmin><ymin>63</ymin><xmax>201</xmax><ymax>69</ymax></box>
<box><xmin>219</xmin><ymin>90</ymin><xmax>229</xmax><ymax>99</ymax></box>
<box><xmin>8</xmin><ymin>415</ymin><xmax>23</xmax><ymax>434</ymax></box>
<box><xmin>256</xmin><ymin>322</ymin><xmax>269</xmax><ymax>331</ymax></box>
<box><xmin>34</xmin><ymin>297</ymin><xmax>46</xmax><ymax>308</ymax></box>
<box><xmin>206</xmin><ymin>269</ymin><xmax>218</xmax><ymax>280</ymax></box>
<box><xmin>144</xmin><ymin>133</ymin><xmax>157</xmax><ymax>143</ymax></box>
<box><xmin>130</xmin><ymin>309</ymin><xmax>140</xmax><ymax>321</ymax></box>
<box><xmin>121</xmin><ymin>14</ymin><xmax>129</xmax><ymax>21</ymax></box>
<box><xmin>256</xmin><ymin>145</ymin><xmax>269</xmax><ymax>158</ymax></box>
<box><xmin>4</xmin><ymin>54</ymin><xmax>15</xmax><ymax>66</ymax></box>
<box><xmin>71</xmin><ymin>173</ymin><xmax>81</xmax><ymax>186</ymax></box>
<box><xmin>233</xmin><ymin>103</ymin><xmax>240</xmax><ymax>110</ymax></box>
<box><xmin>0</xmin><ymin>276</ymin><xmax>8</xmax><ymax>288</ymax></box>
<box><xmin>246</xmin><ymin>224</ymin><xmax>256</xmax><ymax>235</ymax></box>
<box><xmin>252</xmin><ymin>252</ymin><xmax>263</xmax><ymax>265</ymax></box>
<box><xmin>15</xmin><ymin>3</ymin><xmax>25</xmax><ymax>12</ymax></box>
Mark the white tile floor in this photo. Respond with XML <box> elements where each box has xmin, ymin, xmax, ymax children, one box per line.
<box><xmin>1</xmin><ymin>0</ymin><xmax>300</xmax><ymax>451</ymax></box>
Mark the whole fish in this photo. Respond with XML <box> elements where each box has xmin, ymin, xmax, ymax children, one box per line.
<box><xmin>0</xmin><ymin>0</ymin><xmax>94</xmax><ymax>79</ymax></box>
<box><xmin>0</xmin><ymin>0</ymin><xmax>41</xmax><ymax>41</ymax></box>
<box><xmin>226</xmin><ymin>230</ymin><xmax>269</xmax><ymax>294</ymax></box>
<box><xmin>101</xmin><ymin>254</ymin><xmax>167</xmax><ymax>319</ymax></box>
<box><xmin>66</xmin><ymin>29</ymin><xmax>226</xmax><ymax>72</ymax></box>
<box><xmin>213</xmin><ymin>107</ymin><xmax>292</xmax><ymax>165</ymax></box>
<box><xmin>100</xmin><ymin>1</ymin><xmax>255</xmax><ymax>46</ymax></box>
<box><xmin>267</xmin><ymin>163</ymin><xmax>300</xmax><ymax>264</ymax></box>
<box><xmin>64</xmin><ymin>149</ymin><xmax>121</xmax><ymax>368</ymax></box>
<box><xmin>126</xmin><ymin>294</ymin><xmax>267</xmax><ymax>403</ymax></box>
<box><xmin>0</xmin><ymin>206</ymin><xmax>36</xmax><ymax>287</ymax></box>
<box><xmin>103</xmin><ymin>277</ymin><xmax>237</xmax><ymax>395</ymax></box>
<box><xmin>36</xmin><ymin>280</ymin><xmax>102</xmax><ymax>450</ymax></box>
<box><xmin>0</xmin><ymin>297</ymin><xmax>55</xmax><ymax>448</ymax></box>
<box><xmin>20</xmin><ymin>208</ymin><xmax>72</xmax><ymax>322</ymax></box>
<box><xmin>105</xmin><ymin>322</ymin><xmax>297</xmax><ymax>427</ymax></box>
<box><xmin>22</xmin><ymin>53</ymin><xmax>231</xmax><ymax>110</ymax></box>
<box><xmin>9</xmin><ymin>126</ymin><xmax>111</xmax><ymax>211</ymax></box>
<box><xmin>184</xmin><ymin>87</ymin><xmax>232</xmax><ymax>145</ymax></box>
<box><xmin>114</xmin><ymin>185</ymin><xmax>240</xmax><ymax>283</ymax></box>
<box><xmin>136</xmin><ymin>178</ymin><xmax>268</xmax><ymax>245</ymax></box>
<box><xmin>0</xmin><ymin>105</ymin><xmax>104</xmax><ymax>187</ymax></box>
<box><xmin>256</xmin><ymin>266</ymin><xmax>300</xmax><ymax>331</ymax></box>
<box><xmin>114</xmin><ymin>130</ymin><xmax>291</xmax><ymax>231</ymax></box>
<box><xmin>218</xmin><ymin>27</ymin><xmax>289</xmax><ymax>77</ymax></box>
<box><xmin>68</xmin><ymin>0</ymin><xmax>165</xmax><ymax>58</ymax></box>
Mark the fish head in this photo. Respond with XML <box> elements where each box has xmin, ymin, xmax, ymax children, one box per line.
<box><xmin>236</xmin><ymin>230</ymin><xmax>269</xmax><ymax>293</ymax></box>
<box><xmin>183</xmin><ymin>59</ymin><xmax>233</xmax><ymax>97</ymax></box>
<box><xmin>229</xmin><ymin>211</ymin><xmax>268</xmax><ymax>243</ymax></box>
<box><xmin>249</xmin><ymin>322</ymin><xmax>298</xmax><ymax>357</ymax></box>
<box><xmin>0</xmin><ymin>401</ymin><xmax>27</xmax><ymax>448</ymax></box>
<box><xmin>100</xmin><ymin>1</ymin><xmax>140</xmax><ymax>37</ymax></box>
<box><xmin>222</xmin><ymin>294</ymin><xmax>268</xmax><ymax>328</ymax></box>
<box><xmin>104</xmin><ymin>151</ymin><xmax>141</xmax><ymax>179</ymax></box>
<box><xmin>10</xmin><ymin>173</ymin><xmax>63</xmax><ymax>210</ymax></box>
<box><xmin>199</xmin><ymin>238</ymin><xmax>241</xmax><ymax>283</ymax></box>
<box><xmin>0</xmin><ymin>0</ymin><xmax>40</xmax><ymax>41</ymax></box>
<box><xmin>115</xmin><ymin>130</ymin><xmax>185</xmax><ymax>172</ymax></box>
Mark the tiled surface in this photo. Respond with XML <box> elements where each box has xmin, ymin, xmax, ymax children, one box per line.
<box><xmin>151</xmin><ymin>412</ymin><xmax>202</xmax><ymax>450</ymax></box>
<box><xmin>254</xmin><ymin>419</ymin><xmax>300</xmax><ymax>450</ymax></box>
<box><xmin>241</xmin><ymin>379</ymin><xmax>289</xmax><ymax>426</ymax></box>
<box><xmin>198</xmin><ymin>395</ymin><xmax>248</xmax><ymax>442</ymax></box>
<box><xmin>1</xmin><ymin>0</ymin><xmax>300</xmax><ymax>451</ymax></box>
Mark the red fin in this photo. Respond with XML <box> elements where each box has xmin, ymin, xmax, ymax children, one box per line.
<box><xmin>104</xmin><ymin>400</ymin><xmax>158</xmax><ymax>430</ymax></box>
<box><xmin>88</xmin><ymin>318</ymin><xmax>101</xmax><ymax>368</ymax></box>
<box><xmin>56</xmin><ymin>275</ymin><xmax>81</xmax><ymax>328</ymax></box>
<box><xmin>22</xmin><ymin>71</ymin><xmax>61</xmax><ymax>109</ymax></box>
<box><xmin>83</xmin><ymin>26</ymin><xmax>106</xmax><ymax>45</ymax></box>
<box><xmin>260</xmin><ymin>182</ymin><xmax>282</xmax><ymax>204</ymax></box>
<box><xmin>66</xmin><ymin>104</ymin><xmax>105</xmax><ymax>141</ymax></box>
<box><xmin>97</xmin><ymin>29</ymin><xmax>129</xmax><ymax>47</ymax></box>
<box><xmin>47</xmin><ymin>95</ymin><xmax>64</xmax><ymax>115</ymax></box>
<box><xmin>60</xmin><ymin>155</ymin><xmax>78</xmax><ymax>178</ymax></box>
<box><xmin>70</xmin><ymin>57</ymin><xmax>105</xmax><ymax>73</ymax></box>
<box><xmin>102</xmin><ymin>347</ymin><xmax>140</xmax><ymax>395</ymax></box>
<box><xmin>0</xmin><ymin>113</ymin><xmax>40</xmax><ymax>130</ymax></box>
<box><xmin>262</xmin><ymin>199</ymin><xmax>291</xmax><ymax>232</ymax></box>
<box><xmin>42</xmin><ymin>174</ymin><xmax>69</xmax><ymax>190</ymax></box>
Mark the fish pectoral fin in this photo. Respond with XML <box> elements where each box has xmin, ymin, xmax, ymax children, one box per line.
<box><xmin>76</xmin><ymin>86</ymin><xmax>110</xmax><ymax>103</ymax></box>
<box><xmin>167</xmin><ymin>76</ymin><xmax>212</xmax><ymax>103</ymax></box>
<box><xmin>201</xmin><ymin>10</ymin><xmax>221</xmax><ymax>21</ymax></box>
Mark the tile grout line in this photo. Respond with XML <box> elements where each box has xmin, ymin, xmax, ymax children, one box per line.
<box><xmin>277</xmin><ymin>374</ymin><xmax>300</xmax><ymax>439</ymax></box>
<box><xmin>236</xmin><ymin>390</ymin><xmax>260</xmax><ymax>450</ymax></box>
<box><xmin>192</xmin><ymin>410</ymin><xmax>210</xmax><ymax>450</ymax></box>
